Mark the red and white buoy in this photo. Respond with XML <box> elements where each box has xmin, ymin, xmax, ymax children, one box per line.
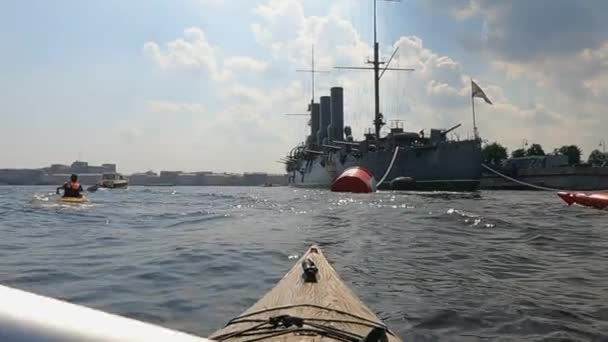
<box><xmin>330</xmin><ymin>166</ymin><xmax>377</xmax><ymax>193</ymax></box>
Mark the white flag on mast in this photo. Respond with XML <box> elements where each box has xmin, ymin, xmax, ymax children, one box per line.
<box><xmin>471</xmin><ymin>80</ymin><xmax>492</xmax><ymax>105</ymax></box>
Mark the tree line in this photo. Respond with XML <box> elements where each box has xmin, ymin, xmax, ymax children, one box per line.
<box><xmin>482</xmin><ymin>142</ymin><xmax>608</xmax><ymax>166</ymax></box>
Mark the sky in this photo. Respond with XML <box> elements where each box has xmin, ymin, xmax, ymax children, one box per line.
<box><xmin>1</xmin><ymin>0</ymin><xmax>607</xmax><ymax>173</ymax></box>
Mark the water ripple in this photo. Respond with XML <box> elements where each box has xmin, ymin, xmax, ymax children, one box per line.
<box><xmin>0</xmin><ymin>187</ymin><xmax>607</xmax><ymax>340</ymax></box>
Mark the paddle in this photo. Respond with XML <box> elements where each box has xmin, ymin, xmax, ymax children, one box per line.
<box><xmin>86</xmin><ymin>184</ymin><xmax>99</xmax><ymax>192</ymax></box>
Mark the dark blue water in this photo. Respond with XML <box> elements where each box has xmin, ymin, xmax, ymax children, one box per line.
<box><xmin>1</xmin><ymin>186</ymin><xmax>607</xmax><ymax>341</ymax></box>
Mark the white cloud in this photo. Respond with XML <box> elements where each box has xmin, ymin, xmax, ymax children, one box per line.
<box><xmin>141</xmin><ymin>23</ymin><xmax>312</xmax><ymax>172</ymax></box>
<box><xmin>224</xmin><ymin>56</ymin><xmax>268</xmax><ymax>73</ymax></box>
<box><xmin>246</xmin><ymin>0</ymin><xmax>556</xmax><ymax>150</ymax></box>
<box><xmin>251</xmin><ymin>0</ymin><xmax>368</xmax><ymax>70</ymax></box>
<box><xmin>186</xmin><ymin>80</ymin><xmax>310</xmax><ymax>172</ymax></box>
<box><xmin>143</xmin><ymin>27</ymin><xmax>224</xmax><ymax>80</ymax></box>
<box><xmin>424</xmin><ymin>0</ymin><xmax>481</xmax><ymax>19</ymax></box>
<box><xmin>490</xmin><ymin>40</ymin><xmax>608</xmax><ymax>131</ymax></box>
<box><xmin>144</xmin><ymin>27</ymin><xmax>268</xmax><ymax>82</ymax></box>
<box><xmin>251</xmin><ymin>0</ymin><xmax>305</xmax><ymax>48</ymax></box>
<box><xmin>145</xmin><ymin>100</ymin><xmax>205</xmax><ymax>114</ymax></box>
<box><xmin>420</xmin><ymin>0</ymin><xmax>608</xmax><ymax>157</ymax></box>
<box><xmin>113</xmin><ymin>125</ymin><xmax>144</xmax><ymax>143</ymax></box>
<box><xmin>141</xmin><ymin>0</ymin><xmax>607</xmax><ymax>171</ymax></box>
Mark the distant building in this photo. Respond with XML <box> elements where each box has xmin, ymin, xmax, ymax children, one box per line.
<box><xmin>87</xmin><ymin>166</ymin><xmax>106</xmax><ymax>174</ymax></box>
<box><xmin>70</xmin><ymin>161</ymin><xmax>89</xmax><ymax>174</ymax></box>
<box><xmin>267</xmin><ymin>174</ymin><xmax>288</xmax><ymax>185</ymax></box>
<box><xmin>0</xmin><ymin>160</ymin><xmax>289</xmax><ymax>186</ymax></box>
<box><xmin>482</xmin><ymin>154</ymin><xmax>608</xmax><ymax>190</ymax></box>
<box><xmin>0</xmin><ymin>169</ymin><xmax>45</xmax><ymax>185</ymax></box>
<box><xmin>243</xmin><ymin>172</ymin><xmax>268</xmax><ymax>186</ymax></box>
<box><xmin>176</xmin><ymin>173</ymin><xmax>201</xmax><ymax>186</ymax></box>
<box><xmin>205</xmin><ymin>173</ymin><xmax>232</xmax><ymax>186</ymax></box>
<box><xmin>47</xmin><ymin>164</ymin><xmax>70</xmax><ymax>174</ymax></box>
<box><xmin>159</xmin><ymin>171</ymin><xmax>180</xmax><ymax>176</ymax></box>
<box><xmin>42</xmin><ymin>161</ymin><xmax>119</xmax><ymax>176</ymax></box>
<box><xmin>155</xmin><ymin>171</ymin><xmax>178</xmax><ymax>185</ymax></box>
<box><xmin>102</xmin><ymin>164</ymin><xmax>117</xmax><ymax>173</ymax></box>
<box><xmin>130</xmin><ymin>171</ymin><xmax>158</xmax><ymax>186</ymax></box>
<box><xmin>503</xmin><ymin>155</ymin><xmax>569</xmax><ymax>170</ymax></box>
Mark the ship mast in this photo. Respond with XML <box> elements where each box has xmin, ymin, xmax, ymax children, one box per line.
<box><xmin>285</xmin><ymin>44</ymin><xmax>329</xmax><ymax>115</ymax></box>
<box><xmin>297</xmin><ymin>45</ymin><xmax>329</xmax><ymax>110</ymax></box>
<box><xmin>286</xmin><ymin>45</ymin><xmax>329</xmax><ymax>117</ymax></box>
<box><xmin>372</xmin><ymin>0</ymin><xmax>381</xmax><ymax>139</ymax></box>
<box><xmin>335</xmin><ymin>0</ymin><xmax>413</xmax><ymax>139</ymax></box>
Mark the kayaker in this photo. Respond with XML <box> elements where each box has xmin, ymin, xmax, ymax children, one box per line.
<box><xmin>56</xmin><ymin>174</ymin><xmax>84</xmax><ymax>198</ymax></box>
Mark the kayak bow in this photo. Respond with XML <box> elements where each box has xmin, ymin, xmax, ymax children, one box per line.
<box><xmin>558</xmin><ymin>191</ymin><xmax>608</xmax><ymax>209</ymax></box>
<box><xmin>210</xmin><ymin>245</ymin><xmax>401</xmax><ymax>342</ymax></box>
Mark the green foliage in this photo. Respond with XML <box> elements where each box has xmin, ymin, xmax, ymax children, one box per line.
<box><xmin>526</xmin><ymin>143</ymin><xmax>545</xmax><ymax>156</ymax></box>
<box><xmin>588</xmin><ymin>149</ymin><xmax>607</xmax><ymax>165</ymax></box>
<box><xmin>482</xmin><ymin>142</ymin><xmax>508</xmax><ymax>165</ymax></box>
<box><xmin>511</xmin><ymin>148</ymin><xmax>525</xmax><ymax>158</ymax></box>
<box><xmin>557</xmin><ymin>145</ymin><xmax>582</xmax><ymax>165</ymax></box>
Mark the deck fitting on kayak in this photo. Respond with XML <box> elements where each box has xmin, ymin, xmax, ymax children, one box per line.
<box><xmin>302</xmin><ymin>258</ymin><xmax>318</xmax><ymax>282</ymax></box>
<box><xmin>362</xmin><ymin>327</ymin><xmax>389</xmax><ymax>342</ymax></box>
<box><xmin>269</xmin><ymin>315</ymin><xmax>304</xmax><ymax>328</ymax></box>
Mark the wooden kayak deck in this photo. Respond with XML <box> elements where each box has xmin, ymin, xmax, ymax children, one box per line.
<box><xmin>210</xmin><ymin>245</ymin><xmax>401</xmax><ymax>342</ymax></box>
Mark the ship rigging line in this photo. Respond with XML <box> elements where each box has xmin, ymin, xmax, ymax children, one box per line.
<box><xmin>481</xmin><ymin>164</ymin><xmax>608</xmax><ymax>192</ymax></box>
<box><xmin>482</xmin><ymin>164</ymin><xmax>557</xmax><ymax>191</ymax></box>
<box><xmin>376</xmin><ymin>147</ymin><xmax>400</xmax><ymax>188</ymax></box>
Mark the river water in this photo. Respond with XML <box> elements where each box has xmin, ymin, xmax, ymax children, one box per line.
<box><xmin>0</xmin><ymin>186</ymin><xmax>607</xmax><ymax>340</ymax></box>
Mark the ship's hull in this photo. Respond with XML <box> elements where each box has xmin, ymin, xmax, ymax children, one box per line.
<box><xmin>289</xmin><ymin>140</ymin><xmax>482</xmax><ymax>191</ymax></box>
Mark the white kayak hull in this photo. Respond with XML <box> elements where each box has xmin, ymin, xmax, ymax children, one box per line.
<box><xmin>0</xmin><ymin>285</ymin><xmax>212</xmax><ymax>342</ymax></box>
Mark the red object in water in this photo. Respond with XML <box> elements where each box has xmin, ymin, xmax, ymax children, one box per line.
<box><xmin>330</xmin><ymin>167</ymin><xmax>377</xmax><ymax>193</ymax></box>
<box><xmin>557</xmin><ymin>191</ymin><xmax>608</xmax><ymax>209</ymax></box>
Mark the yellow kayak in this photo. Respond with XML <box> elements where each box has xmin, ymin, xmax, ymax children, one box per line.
<box><xmin>56</xmin><ymin>196</ymin><xmax>89</xmax><ymax>204</ymax></box>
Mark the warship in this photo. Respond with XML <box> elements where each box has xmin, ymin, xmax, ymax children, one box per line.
<box><xmin>284</xmin><ymin>1</ymin><xmax>482</xmax><ymax>191</ymax></box>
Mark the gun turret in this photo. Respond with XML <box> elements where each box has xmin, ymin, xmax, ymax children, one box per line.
<box><xmin>304</xmin><ymin>149</ymin><xmax>325</xmax><ymax>155</ymax></box>
<box><xmin>441</xmin><ymin>123</ymin><xmax>462</xmax><ymax>136</ymax></box>
<box><xmin>332</xmin><ymin>140</ymin><xmax>360</xmax><ymax>146</ymax></box>
<box><xmin>322</xmin><ymin>144</ymin><xmax>342</xmax><ymax>150</ymax></box>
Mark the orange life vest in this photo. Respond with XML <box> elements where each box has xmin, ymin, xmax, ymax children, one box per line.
<box><xmin>67</xmin><ymin>181</ymin><xmax>81</xmax><ymax>190</ymax></box>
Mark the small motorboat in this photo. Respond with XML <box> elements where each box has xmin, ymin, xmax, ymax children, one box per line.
<box><xmin>557</xmin><ymin>191</ymin><xmax>608</xmax><ymax>209</ymax></box>
<box><xmin>99</xmin><ymin>173</ymin><xmax>129</xmax><ymax>189</ymax></box>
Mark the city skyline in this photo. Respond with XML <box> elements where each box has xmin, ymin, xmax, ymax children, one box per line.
<box><xmin>4</xmin><ymin>159</ymin><xmax>284</xmax><ymax>176</ymax></box>
<box><xmin>1</xmin><ymin>1</ymin><xmax>607</xmax><ymax>173</ymax></box>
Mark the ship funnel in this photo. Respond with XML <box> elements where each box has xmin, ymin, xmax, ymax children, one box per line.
<box><xmin>329</xmin><ymin>87</ymin><xmax>344</xmax><ymax>142</ymax></box>
<box><xmin>310</xmin><ymin>103</ymin><xmax>320</xmax><ymax>145</ymax></box>
<box><xmin>318</xmin><ymin>96</ymin><xmax>331</xmax><ymax>145</ymax></box>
